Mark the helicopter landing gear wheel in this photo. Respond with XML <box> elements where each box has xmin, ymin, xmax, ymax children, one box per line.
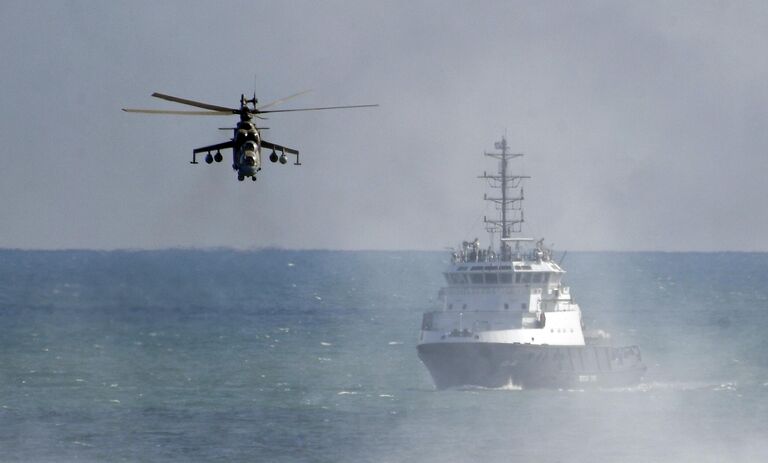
<box><xmin>237</xmin><ymin>174</ymin><xmax>245</xmax><ymax>181</ymax></box>
<box><xmin>251</xmin><ymin>176</ymin><xmax>257</xmax><ymax>182</ymax></box>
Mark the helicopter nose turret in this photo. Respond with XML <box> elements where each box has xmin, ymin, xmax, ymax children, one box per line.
<box><xmin>238</xmin><ymin>141</ymin><xmax>260</xmax><ymax>177</ymax></box>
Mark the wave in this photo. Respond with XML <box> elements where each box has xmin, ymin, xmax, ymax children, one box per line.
<box><xmin>596</xmin><ymin>380</ymin><xmax>742</xmax><ymax>393</ymax></box>
<box><xmin>451</xmin><ymin>379</ymin><xmax>524</xmax><ymax>392</ymax></box>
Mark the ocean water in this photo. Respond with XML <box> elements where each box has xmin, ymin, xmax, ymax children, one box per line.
<box><xmin>1</xmin><ymin>249</ymin><xmax>767</xmax><ymax>462</ymax></box>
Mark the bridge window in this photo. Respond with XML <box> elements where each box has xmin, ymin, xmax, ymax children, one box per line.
<box><xmin>515</xmin><ymin>273</ymin><xmax>522</xmax><ymax>283</ymax></box>
<box><xmin>470</xmin><ymin>274</ymin><xmax>483</xmax><ymax>284</ymax></box>
<box><xmin>485</xmin><ymin>273</ymin><xmax>498</xmax><ymax>284</ymax></box>
<box><xmin>532</xmin><ymin>273</ymin><xmax>543</xmax><ymax>283</ymax></box>
<box><xmin>500</xmin><ymin>273</ymin><xmax>513</xmax><ymax>284</ymax></box>
<box><xmin>521</xmin><ymin>273</ymin><xmax>532</xmax><ymax>284</ymax></box>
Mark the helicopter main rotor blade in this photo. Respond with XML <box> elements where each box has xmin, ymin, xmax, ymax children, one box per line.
<box><xmin>256</xmin><ymin>90</ymin><xmax>312</xmax><ymax>111</ymax></box>
<box><xmin>122</xmin><ymin>108</ymin><xmax>231</xmax><ymax>116</ymax></box>
<box><xmin>151</xmin><ymin>92</ymin><xmax>237</xmax><ymax>113</ymax></box>
<box><xmin>258</xmin><ymin>104</ymin><xmax>379</xmax><ymax>114</ymax></box>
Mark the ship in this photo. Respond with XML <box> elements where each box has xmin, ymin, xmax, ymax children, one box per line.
<box><xmin>417</xmin><ymin>137</ymin><xmax>645</xmax><ymax>389</ymax></box>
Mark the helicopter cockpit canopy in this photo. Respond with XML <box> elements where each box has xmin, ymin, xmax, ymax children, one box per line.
<box><xmin>243</xmin><ymin>141</ymin><xmax>258</xmax><ymax>153</ymax></box>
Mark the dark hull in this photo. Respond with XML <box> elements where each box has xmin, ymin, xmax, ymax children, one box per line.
<box><xmin>417</xmin><ymin>342</ymin><xmax>645</xmax><ymax>389</ymax></box>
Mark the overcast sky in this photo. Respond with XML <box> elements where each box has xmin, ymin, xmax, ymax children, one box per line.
<box><xmin>1</xmin><ymin>1</ymin><xmax>767</xmax><ymax>251</ymax></box>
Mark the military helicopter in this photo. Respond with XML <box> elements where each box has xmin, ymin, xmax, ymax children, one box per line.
<box><xmin>123</xmin><ymin>92</ymin><xmax>377</xmax><ymax>182</ymax></box>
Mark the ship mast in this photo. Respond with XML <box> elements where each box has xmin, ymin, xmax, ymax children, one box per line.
<box><xmin>479</xmin><ymin>136</ymin><xmax>530</xmax><ymax>260</ymax></box>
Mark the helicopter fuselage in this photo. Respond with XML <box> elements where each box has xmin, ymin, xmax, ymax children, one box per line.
<box><xmin>232</xmin><ymin>120</ymin><xmax>261</xmax><ymax>179</ymax></box>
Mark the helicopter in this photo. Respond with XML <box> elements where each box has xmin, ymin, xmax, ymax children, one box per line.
<box><xmin>123</xmin><ymin>92</ymin><xmax>377</xmax><ymax>182</ymax></box>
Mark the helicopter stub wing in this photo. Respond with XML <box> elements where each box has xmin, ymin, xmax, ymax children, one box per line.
<box><xmin>260</xmin><ymin>140</ymin><xmax>298</xmax><ymax>155</ymax></box>
<box><xmin>193</xmin><ymin>140</ymin><xmax>235</xmax><ymax>155</ymax></box>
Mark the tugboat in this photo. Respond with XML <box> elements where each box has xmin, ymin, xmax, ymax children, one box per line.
<box><xmin>417</xmin><ymin>137</ymin><xmax>645</xmax><ymax>389</ymax></box>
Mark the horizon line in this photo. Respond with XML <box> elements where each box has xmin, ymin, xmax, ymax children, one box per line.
<box><xmin>1</xmin><ymin>246</ymin><xmax>766</xmax><ymax>254</ymax></box>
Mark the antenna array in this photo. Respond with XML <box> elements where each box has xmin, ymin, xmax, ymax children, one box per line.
<box><xmin>479</xmin><ymin>136</ymin><xmax>530</xmax><ymax>254</ymax></box>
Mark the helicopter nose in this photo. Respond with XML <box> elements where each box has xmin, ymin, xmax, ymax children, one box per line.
<box><xmin>239</xmin><ymin>164</ymin><xmax>259</xmax><ymax>178</ymax></box>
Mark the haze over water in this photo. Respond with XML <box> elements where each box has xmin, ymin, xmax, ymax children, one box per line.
<box><xmin>1</xmin><ymin>249</ymin><xmax>766</xmax><ymax>462</ymax></box>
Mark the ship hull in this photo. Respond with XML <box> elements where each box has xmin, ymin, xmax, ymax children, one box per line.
<box><xmin>417</xmin><ymin>342</ymin><xmax>645</xmax><ymax>389</ymax></box>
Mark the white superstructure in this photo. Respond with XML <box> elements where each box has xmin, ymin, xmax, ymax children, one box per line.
<box><xmin>419</xmin><ymin>136</ymin><xmax>585</xmax><ymax>348</ymax></box>
<box><xmin>420</xmin><ymin>238</ymin><xmax>585</xmax><ymax>346</ymax></box>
